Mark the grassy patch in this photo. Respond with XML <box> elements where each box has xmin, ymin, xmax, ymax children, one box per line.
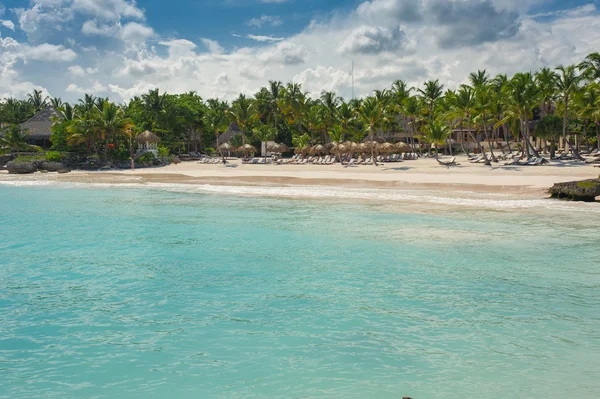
<box><xmin>13</xmin><ymin>155</ymin><xmax>44</xmax><ymax>163</ymax></box>
<box><xmin>576</xmin><ymin>181</ymin><xmax>600</xmax><ymax>189</ymax></box>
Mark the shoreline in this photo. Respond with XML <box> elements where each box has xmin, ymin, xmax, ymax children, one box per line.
<box><xmin>2</xmin><ymin>157</ymin><xmax>599</xmax><ymax>215</ymax></box>
<box><xmin>2</xmin><ymin>156</ymin><xmax>598</xmax><ymax>195</ymax></box>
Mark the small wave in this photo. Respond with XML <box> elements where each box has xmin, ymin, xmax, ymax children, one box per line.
<box><xmin>2</xmin><ymin>178</ymin><xmax>598</xmax><ymax>213</ymax></box>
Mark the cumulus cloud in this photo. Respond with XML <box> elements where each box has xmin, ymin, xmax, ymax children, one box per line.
<box><xmin>338</xmin><ymin>26</ymin><xmax>406</xmax><ymax>55</ymax></box>
<box><xmin>1</xmin><ymin>19</ymin><xmax>15</xmax><ymax>30</ymax></box>
<box><xmin>3</xmin><ymin>0</ymin><xmax>600</xmax><ymax>104</ymax></box>
<box><xmin>200</xmin><ymin>38</ymin><xmax>224</xmax><ymax>54</ymax></box>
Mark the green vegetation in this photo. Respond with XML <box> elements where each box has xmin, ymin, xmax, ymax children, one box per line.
<box><xmin>45</xmin><ymin>151</ymin><xmax>63</xmax><ymax>162</ymax></box>
<box><xmin>2</xmin><ymin>52</ymin><xmax>600</xmax><ymax>162</ymax></box>
<box><xmin>13</xmin><ymin>155</ymin><xmax>44</xmax><ymax>163</ymax></box>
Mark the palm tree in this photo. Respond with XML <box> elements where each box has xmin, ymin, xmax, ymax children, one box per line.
<box><xmin>578</xmin><ymin>52</ymin><xmax>600</xmax><ymax>82</ymax></box>
<box><xmin>203</xmin><ymin>100</ymin><xmax>230</xmax><ymax>161</ymax></box>
<box><xmin>253</xmin><ymin>122</ymin><xmax>276</xmax><ymax>160</ymax></box>
<box><xmin>142</xmin><ymin>89</ymin><xmax>167</xmax><ymax>129</ymax></box>
<box><xmin>535</xmin><ymin>67</ymin><xmax>557</xmax><ymax>117</ymax></box>
<box><xmin>578</xmin><ymin>83</ymin><xmax>600</xmax><ymax>150</ymax></box>
<box><xmin>78</xmin><ymin>94</ymin><xmax>96</xmax><ymax>114</ymax></box>
<box><xmin>535</xmin><ymin>115</ymin><xmax>562</xmax><ymax>159</ymax></box>
<box><xmin>420</xmin><ymin>121</ymin><xmax>451</xmax><ymax>161</ymax></box>
<box><xmin>96</xmin><ymin>101</ymin><xmax>128</xmax><ymax>161</ymax></box>
<box><xmin>418</xmin><ymin>80</ymin><xmax>444</xmax><ymax>118</ymax></box>
<box><xmin>28</xmin><ymin>90</ymin><xmax>48</xmax><ymax>112</ymax></box>
<box><xmin>356</xmin><ymin>96</ymin><xmax>385</xmax><ymax>165</ymax></box>
<box><xmin>554</xmin><ymin>65</ymin><xmax>582</xmax><ymax>158</ymax></box>
<box><xmin>0</xmin><ymin>125</ymin><xmax>41</xmax><ymax>155</ymax></box>
<box><xmin>50</xmin><ymin>97</ymin><xmax>63</xmax><ymax>109</ymax></box>
<box><xmin>67</xmin><ymin>112</ymin><xmax>98</xmax><ymax>154</ymax></box>
<box><xmin>122</xmin><ymin>124</ymin><xmax>141</xmax><ymax>169</ymax></box>
<box><xmin>228</xmin><ymin>94</ymin><xmax>256</xmax><ymax>157</ymax></box>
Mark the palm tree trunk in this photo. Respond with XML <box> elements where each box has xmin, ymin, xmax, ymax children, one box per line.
<box><xmin>371</xmin><ymin>129</ymin><xmax>377</xmax><ymax>166</ymax></box>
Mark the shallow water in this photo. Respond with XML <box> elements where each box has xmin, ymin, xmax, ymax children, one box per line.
<box><xmin>1</xmin><ymin>184</ymin><xmax>599</xmax><ymax>398</ymax></box>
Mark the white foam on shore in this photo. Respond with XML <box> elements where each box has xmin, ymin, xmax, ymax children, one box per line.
<box><xmin>2</xmin><ymin>177</ymin><xmax>599</xmax><ymax>214</ymax></box>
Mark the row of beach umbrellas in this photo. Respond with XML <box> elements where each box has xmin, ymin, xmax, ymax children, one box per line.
<box><xmin>218</xmin><ymin>142</ymin><xmax>290</xmax><ymax>154</ymax></box>
<box><xmin>295</xmin><ymin>141</ymin><xmax>412</xmax><ymax>155</ymax></box>
<box><xmin>219</xmin><ymin>141</ymin><xmax>412</xmax><ymax>155</ymax></box>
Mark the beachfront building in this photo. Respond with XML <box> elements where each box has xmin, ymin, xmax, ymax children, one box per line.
<box><xmin>136</xmin><ymin>130</ymin><xmax>161</xmax><ymax>156</ymax></box>
<box><xmin>19</xmin><ymin>106</ymin><xmax>59</xmax><ymax>148</ymax></box>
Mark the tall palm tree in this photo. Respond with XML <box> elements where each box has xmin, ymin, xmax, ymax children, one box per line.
<box><xmin>253</xmin><ymin>122</ymin><xmax>276</xmax><ymax>160</ymax></box>
<box><xmin>203</xmin><ymin>100</ymin><xmax>230</xmax><ymax>161</ymax></box>
<box><xmin>578</xmin><ymin>82</ymin><xmax>600</xmax><ymax>150</ymax></box>
<box><xmin>78</xmin><ymin>94</ymin><xmax>96</xmax><ymax>114</ymax></box>
<box><xmin>535</xmin><ymin>67</ymin><xmax>557</xmax><ymax>117</ymax></box>
<box><xmin>418</xmin><ymin>79</ymin><xmax>444</xmax><ymax>118</ymax></box>
<box><xmin>228</xmin><ymin>94</ymin><xmax>255</xmax><ymax>157</ymax></box>
<box><xmin>67</xmin><ymin>112</ymin><xmax>98</xmax><ymax>155</ymax></box>
<box><xmin>28</xmin><ymin>90</ymin><xmax>48</xmax><ymax>112</ymax></box>
<box><xmin>96</xmin><ymin>101</ymin><xmax>128</xmax><ymax>161</ymax></box>
<box><xmin>142</xmin><ymin>89</ymin><xmax>167</xmax><ymax>129</ymax></box>
<box><xmin>554</xmin><ymin>65</ymin><xmax>582</xmax><ymax>158</ymax></box>
<box><xmin>356</xmin><ymin>96</ymin><xmax>385</xmax><ymax>166</ymax></box>
<box><xmin>420</xmin><ymin>121</ymin><xmax>451</xmax><ymax>161</ymax></box>
<box><xmin>578</xmin><ymin>52</ymin><xmax>600</xmax><ymax>82</ymax></box>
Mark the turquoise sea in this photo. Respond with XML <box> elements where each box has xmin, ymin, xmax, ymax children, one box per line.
<box><xmin>1</xmin><ymin>182</ymin><xmax>599</xmax><ymax>398</ymax></box>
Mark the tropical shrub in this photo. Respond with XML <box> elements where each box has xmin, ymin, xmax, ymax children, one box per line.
<box><xmin>45</xmin><ymin>151</ymin><xmax>63</xmax><ymax>162</ymax></box>
<box><xmin>158</xmin><ymin>145</ymin><xmax>169</xmax><ymax>158</ymax></box>
<box><xmin>137</xmin><ymin>152</ymin><xmax>156</xmax><ymax>164</ymax></box>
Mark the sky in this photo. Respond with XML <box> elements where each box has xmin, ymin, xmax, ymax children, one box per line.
<box><xmin>1</xmin><ymin>0</ymin><xmax>600</xmax><ymax>103</ymax></box>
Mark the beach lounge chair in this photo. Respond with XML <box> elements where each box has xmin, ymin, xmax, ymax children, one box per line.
<box><xmin>504</xmin><ymin>157</ymin><xmax>520</xmax><ymax>166</ymax></box>
<box><xmin>470</xmin><ymin>155</ymin><xmax>484</xmax><ymax>163</ymax></box>
<box><xmin>437</xmin><ymin>157</ymin><xmax>460</xmax><ymax>167</ymax></box>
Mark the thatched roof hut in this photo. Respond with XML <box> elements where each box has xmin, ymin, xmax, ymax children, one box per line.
<box><xmin>19</xmin><ymin>106</ymin><xmax>59</xmax><ymax>145</ymax></box>
<box><xmin>136</xmin><ymin>130</ymin><xmax>161</xmax><ymax>144</ymax></box>
<box><xmin>216</xmin><ymin>122</ymin><xmax>242</xmax><ymax>146</ymax></box>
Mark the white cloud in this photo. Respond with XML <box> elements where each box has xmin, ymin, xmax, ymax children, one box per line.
<box><xmin>4</xmin><ymin>0</ymin><xmax>600</xmax><ymax>105</ymax></box>
<box><xmin>25</xmin><ymin>43</ymin><xmax>77</xmax><ymax>62</ymax></box>
<box><xmin>1</xmin><ymin>20</ymin><xmax>15</xmax><ymax>30</ymax></box>
<box><xmin>119</xmin><ymin>21</ymin><xmax>154</xmax><ymax>42</ymax></box>
<box><xmin>81</xmin><ymin>19</ymin><xmax>117</xmax><ymax>36</ymax></box>
<box><xmin>233</xmin><ymin>33</ymin><xmax>284</xmax><ymax>43</ymax></box>
<box><xmin>200</xmin><ymin>38</ymin><xmax>224</xmax><ymax>54</ymax></box>
<box><xmin>66</xmin><ymin>80</ymin><xmax>106</xmax><ymax>94</ymax></box>
<box><xmin>338</xmin><ymin>26</ymin><xmax>406</xmax><ymax>55</ymax></box>
<box><xmin>247</xmin><ymin>15</ymin><xmax>283</xmax><ymax>28</ymax></box>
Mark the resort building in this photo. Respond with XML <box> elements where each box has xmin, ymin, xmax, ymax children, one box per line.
<box><xmin>19</xmin><ymin>106</ymin><xmax>59</xmax><ymax>148</ymax></box>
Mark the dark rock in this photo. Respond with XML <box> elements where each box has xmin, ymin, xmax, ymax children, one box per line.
<box><xmin>6</xmin><ymin>161</ymin><xmax>37</xmax><ymax>174</ymax></box>
<box><xmin>549</xmin><ymin>179</ymin><xmax>600</xmax><ymax>202</ymax></box>
<box><xmin>57</xmin><ymin>167</ymin><xmax>71</xmax><ymax>174</ymax></box>
<box><xmin>0</xmin><ymin>154</ymin><xmax>16</xmax><ymax>166</ymax></box>
<box><xmin>39</xmin><ymin>161</ymin><xmax>65</xmax><ymax>172</ymax></box>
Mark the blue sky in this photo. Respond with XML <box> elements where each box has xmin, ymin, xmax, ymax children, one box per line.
<box><xmin>1</xmin><ymin>0</ymin><xmax>599</xmax><ymax>102</ymax></box>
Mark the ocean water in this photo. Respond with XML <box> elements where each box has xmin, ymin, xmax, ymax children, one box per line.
<box><xmin>1</xmin><ymin>183</ymin><xmax>599</xmax><ymax>398</ymax></box>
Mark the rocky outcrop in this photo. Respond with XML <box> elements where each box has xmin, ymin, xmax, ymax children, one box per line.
<box><xmin>6</xmin><ymin>161</ymin><xmax>37</xmax><ymax>174</ymax></box>
<box><xmin>57</xmin><ymin>167</ymin><xmax>71</xmax><ymax>174</ymax></box>
<box><xmin>0</xmin><ymin>154</ymin><xmax>16</xmax><ymax>166</ymax></box>
<box><xmin>549</xmin><ymin>179</ymin><xmax>600</xmax><ymax>202</ymax></box>
<box><xmin>39</xmin><ymin>161</ymin><xmax>65</xmax><ymax>172</ymax></box>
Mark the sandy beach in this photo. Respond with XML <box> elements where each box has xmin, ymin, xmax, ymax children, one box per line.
<box><xmin>2</xmin><ymin>156</ymin><xmax>598</xmax><ymax>199</ymax></box>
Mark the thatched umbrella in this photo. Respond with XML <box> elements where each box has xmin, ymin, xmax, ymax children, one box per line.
<box><xmin>266</xmin><ymin>142</ymin><xmax>280</xmax><ymax>152</ymax></box>
<box><xmin>345</xmin><ymin>142</ymin><xmax>359</xmax><ymax>154</ymax></box>
<box><xmin>294</xmin><ymin>145</ymin><xmax>310</xmax><ymax>155</ymax></box>
<box><xmin>238</xmin><ymin>144</ymin><xmax>257</xmax><ymax>155</ymax></box>
<box><xmin>378</xmin><ymin>142</ymin><xmax>395</xmax><ymax>153</ymax></box>
<box><xmin>219</xmin><ymin>142</ymin><xmax>232</xmax><ymax>157</ymax></box>
<box><xmin>278</xmin><ymin>143</ymin><xmax>290</xmax><ymax>153</ymax></box>
<box><xmin>356</xmin><ymin>143</ymin><xmax>368</xmax><ymax>153</ymax></box>
<box><xmin>395</xmin><ymin>142</ymin><xmax>412</xmax><ymax>153</ymax></box>
<box><xmin>311</xmin><ymin>144</ymin><xmax>325</xmax><ymax>155</ymax></box>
